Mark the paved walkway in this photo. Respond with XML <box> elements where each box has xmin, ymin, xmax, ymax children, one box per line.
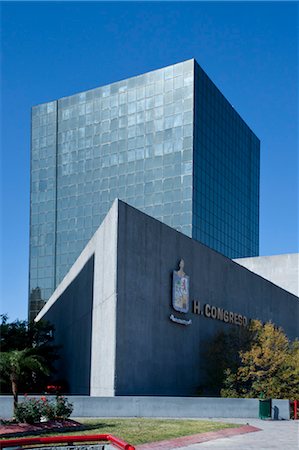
<box><xmin>136</xmin><ymin>425</ymin><xmax>260</xmax><ymax>449</ymax></box>
<box><xmin>176</xmin><ymin>419</ymin><xmax>299</xmax><ymax>450</ymax></box>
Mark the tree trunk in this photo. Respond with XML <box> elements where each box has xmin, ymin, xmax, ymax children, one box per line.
<box><xmin>10</xmin><ymin>374</ymin><xmax>18</xmax><ymax>413</ymax></box>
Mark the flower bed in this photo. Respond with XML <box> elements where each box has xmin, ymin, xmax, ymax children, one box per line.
<box><xmin>14</xmin><ymin>396</ymin><xmax>73</xmax><ymax>424</ymax></box>
<box><xmin>0</xmin><ymin>419</ymin><xmax>83</xmax><ymax>438</ymax></box>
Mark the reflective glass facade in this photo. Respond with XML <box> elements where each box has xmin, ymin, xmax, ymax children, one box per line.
<box><xmin>193</xmin><ymin>62</ymin><xmax>259</xmax><ymax>258</ymax></box>
<box><xmin>29</xmin><ymin>59</ymin><xmax>260</xmax><ymax>319</ymax></box>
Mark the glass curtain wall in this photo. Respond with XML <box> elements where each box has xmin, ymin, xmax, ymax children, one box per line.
<box><xmin>29</xmin><ymin>60</ymin><xmax>195</xmax><ymax>310</ymax></box>
<box><xmin>193</xmin><ymin>61</ymin><xmax>260</xmax><ymax>258</ymax></box>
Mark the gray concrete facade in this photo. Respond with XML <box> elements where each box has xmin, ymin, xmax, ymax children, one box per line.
<box><xmin>36</xmin><ymin>200</ymin><xmax>299</xmax><ymax>397</ymax></box>
<box><xmin>42</xmin><ymin>256</ymin><xmax>94</xmax><ymax>394</ymax></box>
<box><xmin>0</xmin><ymin>396</ymin><xmax>290</xmax><ymax>420</ymax></box>
<box><xmin>234</xmin><ymin>253</ymin><xmax>299</xmax><ymax>297</ymax></box>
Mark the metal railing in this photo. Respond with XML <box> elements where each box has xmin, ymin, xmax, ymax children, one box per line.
<box><xmin>0</xmin><ymin>434</ymin><xmax>135</xmax><ymax>450</ymax></box>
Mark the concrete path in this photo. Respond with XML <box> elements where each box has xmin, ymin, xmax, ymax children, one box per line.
<box><xmin>176</xmin><ymin>419</ymin><xmax>299</xmax><ymax>450</ymax></box>
<box><xmin>136</xmin><ymin>425</ymin><xmax>259</xmax><ymax>449</ymax></box>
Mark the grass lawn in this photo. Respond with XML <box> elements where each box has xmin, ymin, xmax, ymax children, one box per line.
<box><xmin>5</xmin><ymin>418</ymin><xmax>241</xmax><ymax>446</ymax></box>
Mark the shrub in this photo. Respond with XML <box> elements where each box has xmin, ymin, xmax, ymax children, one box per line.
<box><xmin>40</xmin><ymin>396</ymin><xmax>56</xmax><ymax>420</ymax></box>
<box><xmin>14</xmin><ymin>395</ymin><xmax>73</xmax><ymax>423</ymax></box>
<box><xmin>40</xmin><ymin>395</ymin><xmax>73</xmax><ymax>420</ymax></box>
<box><xmin>54</xmin><ymin>396</ymin><xmax>73</xmax><ymax>419</ymax></box>
<box><xmin>14</xmin><ymin>398</ymin><xmax>42</xmax><ymax>424</ymax></box>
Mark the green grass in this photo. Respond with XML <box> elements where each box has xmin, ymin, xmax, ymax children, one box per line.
<box><xmin>2</xmin><ymin>418</ymin><xmax>241</xmax><ymax>446</ymax></box>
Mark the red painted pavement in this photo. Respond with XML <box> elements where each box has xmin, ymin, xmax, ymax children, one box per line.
<box><xmin>135</xmin><ymin>425</ymin><xmax>261</xmax><ymax>449</ymax></box>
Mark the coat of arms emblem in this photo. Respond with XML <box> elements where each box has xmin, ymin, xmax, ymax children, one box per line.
<box><xmin>172</xmin><ymin>259</ymin><xmax>190</xmax><ymax>313</ymax></box>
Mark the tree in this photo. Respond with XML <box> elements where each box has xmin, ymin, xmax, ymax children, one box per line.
<box><xmin>0</xmin><ymin>315</ymin><xmax>59</xmax><ymax>395</ymax></box>
<box><xmin>0</xmin><ymin>314</ymin><xmax>28</xmax><ymax>351</ymax></box>
<box><xmin>202</xmin><ymin>326</ymin><xmax>253</xmax><ymax>396</ymax></box>
<box><xmin>0</xmin><ymin>314</ymin><xmax>55</xmax><ymax>352</ymax></box>
<box><xmin>221</xmin><ymin>320</ymin><xmax>299</xmax><ymax>399</ymax></box>
<box><xmin>0</xmin><ymin>349</ymin><xmax>49</xmax><ymax>412</ymax></box>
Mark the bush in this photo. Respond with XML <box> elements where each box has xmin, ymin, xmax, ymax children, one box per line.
<box><xmin>54</xmin><ymin>396</ymin><xmax>73</xmax><ymax>419</ymax></box>
<box><xmin>40</xmin><ymin>395</ymin><xmax>73</xmax><ymax>420</ymax></box>
<box><xmin>14</xmin><ymin>396</ymin><xmax>73</xmax><ymax>423</ymax></box>
<box><xmin>14</xmin><ymin>398</ymin><xmax>42</xmax><ymax>424</ymax></box>
<box><xmin>40</xmin><ymin>396</ymin><xmax>56</xmax><ymax>420</ymax></box>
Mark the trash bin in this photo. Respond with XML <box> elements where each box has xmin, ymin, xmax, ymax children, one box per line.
<box><xmin>259</xmin><ymin>398</ymin><xmax>272</xmax><ymax>419</ymax></box>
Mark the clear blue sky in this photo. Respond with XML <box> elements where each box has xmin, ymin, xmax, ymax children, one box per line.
<box><xmin>1</xmin><ymin>1</ymin><xmax>298</xmax><ymax>321</ymax></box>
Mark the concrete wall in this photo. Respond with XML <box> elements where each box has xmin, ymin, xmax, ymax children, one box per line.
<box><xmin>115</xmin><ymin>202</ymin><xmax>299</xmax><ymax>396</ymax></box>
<box><xmin>0</xmin><ymin>396</ymin><xmax>290</xmax><ymax>420</ymax></box>
<box><xmin>90</xmin><ymin>201</ymin><xmax>118</xmax><ymax>396</ymax></box>
<box><xmin>234</xmin><ymin>253</ymin><xmax>299</xmax><ymax>297</ymax></box>
<box><xmin>37</xmin><ymin>200</ymin><xmax>299</xmax><ymax>398</ymax></box>
<box><xmin>42</xmin><ymin>256</ymin><xmax>94</xmax><ymax>394</ymax></box>
<box><xmin>37</xmin><ymin>201</ymin><xmax>119</xmax><ymax>397</ymax></box>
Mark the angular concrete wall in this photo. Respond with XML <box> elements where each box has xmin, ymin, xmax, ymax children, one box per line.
<box><xmin>90</xmin><ymin>201</ymin><xmax>118</xmax><ymax>396</ymax></box>
<box><xmin>40</xmin><ymin>256</ymin><xmax>94</xmax><ymax>394</ymax></box>
<box><xmin>234</xmin><ymin>253</ymin><xmax>299</xmax><ymax>297</ymax></box>
<box><xmin>37</xmin><ymin>200</ymin><xmax>299</xmax><ymax>398</ymax></box>
<box><xmin>115</xmin><ymin>202</ymin><xmax>299</xmax><ymax>396</ymax></box>
<box><xmin>36</xmin><ymin>200</ymin><xmax>119</xmax><ymax>396</ymax></box>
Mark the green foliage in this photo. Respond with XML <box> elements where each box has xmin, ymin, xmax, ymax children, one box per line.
<box><xmin>40</xmin><ymin>397</ymin><xmax>57</xmax><ymax>420</ymax></box>
<box><xmin>1</xmin><ymin>314</ymin><xmax>28</xmax><ymax>351</ymax></box>
<box><xmin>14</xmin><ymin>395</ymin><xmax>73</xmax><ymax>423</ymax></box>
<box><xmin>0</xmin><ymin>314</ymin><xmax>56</xmax><ymax>354</ymax></box>
<box><xmin>0</xmin><ymin>348</ymin><xmax>50</xmax><ymax>411</ymax></box>
<box><xmin>53</xmin><ymin>396</ymin><xmax>74</xmax><ymax>419</ymax></box>
<box><xmin>0</xmin><ymin>315</ymin><xmax>59</xmax><ymax>395</ymax></box>
<box><xmin>220</xmin><ymin>320</ymin><xmax>299</xmax><ymax>399</ymax></box>
<box><xmin>14</xmin><ymin>397</ymin><xmax>43</xmax><ymax>424</ymax></box>
<box><xmin>0</xmin><ymin>348</ymin><xmax>49</xmax><ymax>380</ymax></box>
<box><xmin>202</xmin><ymin>326</ymin><xmax>252</xmax><ymax>395</ymax></box>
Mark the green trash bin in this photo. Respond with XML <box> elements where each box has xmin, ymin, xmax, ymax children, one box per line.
<box><xmin>259</xmin><ymin>398</ymin><xmax>272</xmax><ymax>419</ymax></box>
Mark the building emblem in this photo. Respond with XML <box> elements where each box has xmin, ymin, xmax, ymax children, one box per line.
<box><xmin>170</xmin><ymin>259</ymin><xmax>191</xmax><ymax>325</ymax></box>
<box><xmin>172</xmin><ymin>259</ymin><xmax>190</xmax><ymax>313</ymax></box>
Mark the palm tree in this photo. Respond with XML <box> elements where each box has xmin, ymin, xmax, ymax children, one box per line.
<box><xmin>0</xmin><ymin>348</ymin><xmax>49</xmax><ymax>412</ymax></box>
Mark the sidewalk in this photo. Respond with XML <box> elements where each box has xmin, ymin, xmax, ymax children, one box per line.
<box><xmin>136</xmin><ymin>424</ymin><xmax>260</xmax><ymax>449</ymax></box>
<box><xmin>176</xmin><ymin>418</ymin><xmax>299</xmax><ymax>450</ymax></box>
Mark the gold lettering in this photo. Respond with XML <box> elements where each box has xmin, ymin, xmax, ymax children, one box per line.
<box><xmin>193</xmin><ymin>300</ymin><xmax>201</xmax><ymax>315</ymax></box>
<box><xmin>204</xmin><ymin>304</ymin><xmax>211</xmax><ymax>317</ymax></box>
<box><xmin>191</xmin><ymin>298</ymin><xmax>250</xmax><ymax>327</ymax></box>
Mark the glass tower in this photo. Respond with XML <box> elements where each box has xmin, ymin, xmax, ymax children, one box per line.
<box><xmin>29</xmin><ymin>59</ymin><xmax>260</xmax><ymax>319</ymax></box>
